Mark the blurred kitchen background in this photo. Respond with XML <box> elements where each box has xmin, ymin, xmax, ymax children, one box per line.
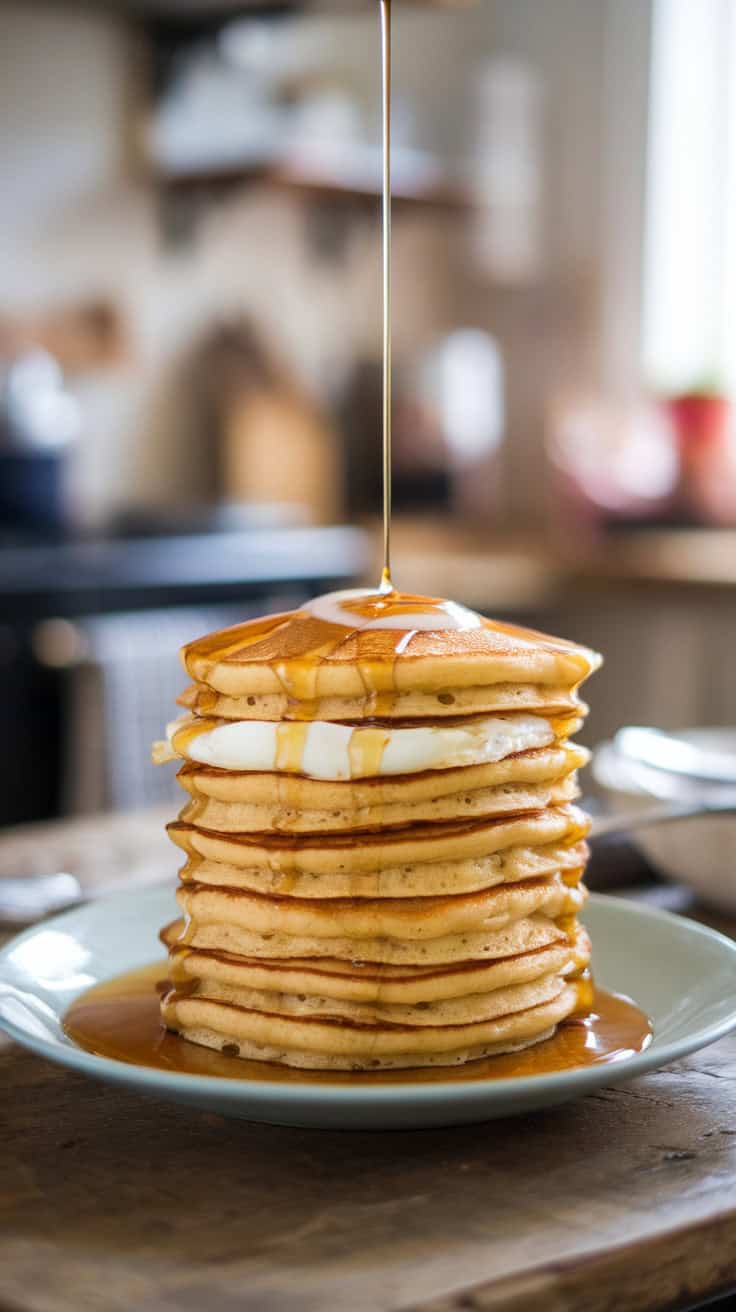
<box><xmin>1</xmin><ymin>0</ymin><xmax>735</xmax><ymax>829</ymax></box>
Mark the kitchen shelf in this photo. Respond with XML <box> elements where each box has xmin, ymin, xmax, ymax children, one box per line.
<box><xmin>0</xmin><ymin>524</ymin><xmax>368</xmax><ymax>620</ymax></box>
<box><xmin>374</xmin><ymin>517</ymin><xmax>736</xmax><ymax>603</ymax></box>
<box><xmin>159</xmin><ymin>161</ymin><xmax>472</xmax><ymax>212</ymax></box>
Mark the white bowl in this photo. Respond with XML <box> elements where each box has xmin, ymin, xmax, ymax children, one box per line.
<box><xmin>592</xmin><ymin>728</ymin><xmax>736</xmax><ymax>913</ymax></box>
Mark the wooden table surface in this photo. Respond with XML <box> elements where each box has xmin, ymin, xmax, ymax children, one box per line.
<box><xmin>2</xmin><ymin>813</ymin><xmax>736</xmax><ymax>1312</ymax></box>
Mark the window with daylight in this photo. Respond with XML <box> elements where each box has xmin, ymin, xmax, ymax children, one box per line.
<box><xmin>642</xmin><ymin>0</ymin><xmax>736</xmax><ymax>393</ymax></box>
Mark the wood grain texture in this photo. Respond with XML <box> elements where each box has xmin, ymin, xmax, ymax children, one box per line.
<box><xmin>408</xmin><ymin>1215</ymin><xmax>736</xmax><ymax>1312</ymax></box>
<box><xmin>1</xmin><ymin>812</ymin><xmax>735</xmax><ymax>1312</ymax></box>
<box><xmin>2</xmin><ymin>1033</ymin><xmax>736</xmax><ymax>1312</ymax></box>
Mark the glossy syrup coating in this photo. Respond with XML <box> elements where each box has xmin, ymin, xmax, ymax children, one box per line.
<box><xmin>180</xmin><ymin>589</ymin><xmax>602</xmax><ymax>716</ymax></box>
<box><xmin>64</xmin><ymin>964</ymin><xmax>651</xmax><ymax>1084</ymax></box>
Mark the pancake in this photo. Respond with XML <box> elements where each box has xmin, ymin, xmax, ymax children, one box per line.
<box><xmin>164</xmin><ymin>924</ymin><xmax>592</xmax><ymax>1002</ymax></box>
<box><xmin>181</xmin><ymin>595</ymin><xmax>600</xmax><ymax>701</ymax></box>
<box><xmin>165</xmin><ymin>1022</ymin><xmax>562</xmax><ymax>1069</ymax></box>
<box><xmin>161</xmin><ymin>982</ymin><xmax>580</xmax><ymax>1069</ymax></box>
<box><xmin>170</xmin><ymin>908</ymin><xmax>579</xmax><ymax>965</ymax></box>
<box><xmin>176</xmin><ymin>742</ymin><xmax>589</xmax><ymax>804</ymax></box>
<box><xmin>155</xmin><ymin>587</ymin><xmax>601</xmax><ymax>1069</ymax></box>
<box><xmin>176</xmin><ymin>874</ymin><xmax>586</xmax><ymax>941</ymax></box>
<box><xmin>177</xmin><ymin>839</ymin><xmax>590</xmax><ymax>898</ymax></box>
<box><xmin>176</xmin><ymin>773</ymin><xmax>581</xmax><ymax>834</ymax></box>
<box><xmin>169</xmin><ymin>968</ymin><xmax>569</xmax><ymax>1027</ymax></box>
<box><xmin>167</xmin><ymin>804</ymin><xmax>590</xmax><ymax>875</ymax></box>
<box><xmin>178</xmin><ymin>683</ymin><xmax>588</xmax><ymax>723</ymax></box>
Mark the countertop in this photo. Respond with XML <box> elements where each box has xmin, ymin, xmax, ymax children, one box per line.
<box><xmin>0</xmin><ymin>524</ymin><xmax>369</xmax><ymax>620</ymax></box>
<box><xmin>4</xmin><ymin>518</ymin><xmax>736</xmax><ymax>626</ymax></box>
<box><xmin>369</xmin><ymin>519</ymin><xmax>736</xmax><ymax>609</ymax></box>
<box><xmin>1</xmin><ymin>811</ymin><xmax>736</xmax><ymax>1312</ymax></box>
<box><xmin>4</xmin><ymin>1031</ymin><xmax>736</xmax><ymax>1312</ymax></box>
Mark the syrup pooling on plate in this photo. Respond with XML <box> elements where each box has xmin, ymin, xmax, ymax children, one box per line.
<box><xmin>63</xmin><ymin>965</ymin><xmax>651</xmax><ymax>1084</ymax></box>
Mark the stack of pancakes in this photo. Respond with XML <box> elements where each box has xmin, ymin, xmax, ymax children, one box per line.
<box><xmin>156</xmin><ymin>588</ymin><xmax>601</xmax><ymax>1070</ymax></box>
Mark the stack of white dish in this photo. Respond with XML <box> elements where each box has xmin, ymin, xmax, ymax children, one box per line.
<box><xmin>593</xmin><ymin>727</ymin><xmax>736</xmax><ymax>912</ymax></box>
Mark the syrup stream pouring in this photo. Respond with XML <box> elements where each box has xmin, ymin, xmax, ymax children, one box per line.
<box><xmin>379</xmin><ymin>0</ymin><xmax>393</xmax><ymax>593</ymax></box>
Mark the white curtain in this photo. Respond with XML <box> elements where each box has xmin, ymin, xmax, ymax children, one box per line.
<box><xmin>642</xmin><ymin>0</ymin><xmax>736</xmax><ymax>392</ymax></box>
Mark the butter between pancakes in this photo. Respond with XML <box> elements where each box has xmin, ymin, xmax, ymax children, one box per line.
<box><xmin>155</xmin><ymin>588</ymin><xmax>601</xmax><ymax>1070</ymax></box>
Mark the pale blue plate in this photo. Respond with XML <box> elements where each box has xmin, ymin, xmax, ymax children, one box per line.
<box><xmin>1</xmin><ymin>887</ymin><xmax>735</xmax><ymax>1129</ymax></box>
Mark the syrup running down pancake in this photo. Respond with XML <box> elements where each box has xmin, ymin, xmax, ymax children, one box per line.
<box><xmin>154</xmin><ymin>588</ymin><xmax>601</xmax><ymax>1070</ymax></box>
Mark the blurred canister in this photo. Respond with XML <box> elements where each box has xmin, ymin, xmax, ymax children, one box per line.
<box><xmin>0</xmin><ymin>351</ymin><xmax>79</xmax><ymax>536</ymax></box>
<box><xmin>196</xmin><ymin>319</ymin><xmax>341</xmax><ymax>525</ymax></box>
<box><xmin>411</xmin><ymin>329</ymin><xmax>506</xmax><ymax>524</ymax></box>
<box><xmin>470</xmin><ymin>58</ymin><xmax>542</xmax><ymax>285</ymax></box>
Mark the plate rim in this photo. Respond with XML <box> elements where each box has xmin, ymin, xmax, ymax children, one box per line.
<box><xmin>2</xmin><ymin>889</ymin><xmax>736</xmax><ymax>1106</ymax></box>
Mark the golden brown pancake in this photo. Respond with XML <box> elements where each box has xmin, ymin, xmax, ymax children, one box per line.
<box><xmin>175</xmin><ymin>873</ymin><xmax>586</xmax><ymax>942</ymax></box>
<box><xmin>161</xmin><ymin>984</ymin><xmax>580</xmax><ymax>1069</ymax></box>
<box><xmin>178</xmin><ymin>683</ymin><xmax>589</xmax><ymax>722</ymax></box>
<box><xmin>169</xmin><ymin>908</ymin><xmax>581</xmax><ymax>966</ymax></box>
<box><xmin>176</xmin><ymin>773</ymin><xmax>581</xmax><ymax>835</ymax></box>
<box><xmin>167</xmin><ymin>804</ymin><xmax>590</xmax><ymax>875</ymax></box>
<box><xmin>164</xmin><ymin>923</ymin><xmax>592</xmax><ymax>1002</ymax></box>
<box><xmin>182</xmin><ymin>601</ymin><xmax>600</xmax><ymax>701</ymax></box>
<box><xmin>176</xmin><ymin>743</ymin><xmax>589</xmax><ymax>804</ymax></box>
<box><xmin>176</xmin><ymin>839</ymin><xmax>589</xmax><ymax>899</ymax></box>
<box><xmin>170</xmin><ymin>970</ymin><xmax>568</xmax><ymax>1028</ymax></box>
<box><xmin>156</xmin><ymin>589</ymin><xmax>601</xmax><ymax>1069</ymax></box>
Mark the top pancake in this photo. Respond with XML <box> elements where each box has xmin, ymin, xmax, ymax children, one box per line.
<box><xmin>181</xmin><ymin>589</ymin><xmax>601</xmax><ymax>709</ymax></box>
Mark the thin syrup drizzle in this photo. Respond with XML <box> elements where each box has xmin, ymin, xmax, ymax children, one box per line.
<box><xmin>380</xmin><ymin>0</ymin><xmax>393</xmax><ymax>591</ymax></box>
